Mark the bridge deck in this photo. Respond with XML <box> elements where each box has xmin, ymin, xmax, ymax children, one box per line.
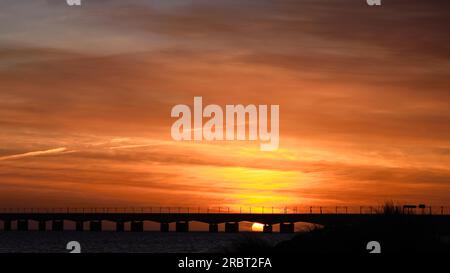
<box><xmin>0</xmin><ymin>212</ymin><xmax>449</xmax><ymax>225</ymax></box>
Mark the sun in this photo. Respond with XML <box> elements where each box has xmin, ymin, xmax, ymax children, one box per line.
<box><xmin>251</xmin><ymin>222</ymin><xmax>264</xmax><ymax>232</ymax></box>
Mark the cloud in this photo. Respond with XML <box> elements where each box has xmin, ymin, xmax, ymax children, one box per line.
<box><xmin>0</xmin><ymin>0</ymin><xmax>449</xmax><ymax>207</ymax></box>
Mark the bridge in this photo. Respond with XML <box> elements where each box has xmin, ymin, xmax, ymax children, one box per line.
<box><xmin>1</xmin><ymin>206</ymin><xmax>449</xmax><ymax>233</ymax></box>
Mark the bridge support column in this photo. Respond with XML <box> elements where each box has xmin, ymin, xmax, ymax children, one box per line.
<box><xmin>76</xmin><ymin>221</ymin><xmax>84</xmax><ymax>231</ymax></box>
<box><xmin>52</xmin><ymin>220</ymin><xmax>64</xmax><ymax>231</ymax></box>
<box><xmin>38</xmin><ymin>220</ymin><xmax>46</xmax><ymax>231</ymax></box>
<box><xmin>280</xmin><ymin>223</ymin><xmax>295</xmax><ymax>233</ymax></box>
<box><xmin>225</xmin><ymin>222</ymin><xmax>239</xmax><ymax>233</ymax></box>
<box><xmin>17</xmin><ymin>220</ymin><xmax>29</xmax><ymax>231</ymax></box>
<box><xmin>90</xmin><ymin>220</ymin><xmax>102</xmax><ymax>231</ymax></box>
<box><xmin>3</xmin><ymin>220</ymin><xmax>11</xmax><ymax>231</ymax></box>
<box><xmin>209</xmin><ymin>223</ymin><xmax>219</xmax><ymax>233</ymax></box>
<box><xmin>116</xmin><ymin>222</ymin><xmax>125</xmax><ymax>232</ymax></box>
<box><xmin>131</xmin><ymin>221</ymin><xmax>144</xmax><ymax>232</ymax></box>
<box><xmin>160</xmin><ymin>222</ymin><xmax>169</xmax><ymax>232</ymax></box>
<box><xmin>263</xmin><ymin>224</ymin><xmax>273</xmax><ymax>233</ymax></box>
<box><xmin>176</xmin><ymin>221</ymin><xmax>189</xmax><ymax>232</ymax></box>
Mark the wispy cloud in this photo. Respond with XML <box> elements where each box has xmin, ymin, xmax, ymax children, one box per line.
<box><xmin>0</xmin><ymin>1</ymin><xmax>449</xmax><ymax>207</ymax></box>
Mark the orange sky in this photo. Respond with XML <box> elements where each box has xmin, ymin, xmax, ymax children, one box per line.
<box><xmin>0</xmin><ymin>0</ymin><xmax>449</xmax><ymax>209</ymax></box>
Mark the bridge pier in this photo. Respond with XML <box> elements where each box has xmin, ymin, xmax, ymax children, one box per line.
<box><xmin>3</xmin><ymin>220</ymin><xmax>11</xmax><ymax>231</ymax></box>
<box><xmin>176</xmin><ymin>221</ymin><xmax>189</xmax><ymax>232</ymax></box>
<box><xmin>131</xmin><ymin>221</ymin><xmax>144</xmax><ymax>232</ymax></box>
<box><xmin>225</xmin><ymin>222</ymin><xmax>239</xmax><ymax>233</ymax></box>
<box><xmin>160</xmin><ymin>222</ymin><xmax>169</xmax><ymax>232</ymax></box>
<box><xmin>17</xmin><ymin>220</ymin><xmax>29</xmax><ymax>231</ymax></box>
<box><xmin>38</xmin><ymin>220</ymin><xmax>46</xmax><ymax>231</ymax></box>
<box><xmin>263</xmin><ymin>224</ymin><xmax>273</xmax><ymax>233</ymax></box>
<box><xmin>209</xmin><ymin>223</ymin><xmax>219</xmax><ymax>233</ymax></box>
<box><xmin>76</xmin><ymin>221</ymin><xmax>84</xmax><ymax>231</ymax></box>
<box><xmin>280</xmin><ymin>222</ymin><xmax>295</xmax><ymax>233</ymax></box>
<box><xmin>52</xmin><ymin>220</ymin><xmax>64</xmax><ymax>231</ymax></box>
<box><xmin>116</xmin><ymin>222</ymin><xmax>125</xmax><ymax>232</ymax></box>
<box><xmin>90</xmin><ymin>220</ymin><xmax>102</xmax><ymax>231</ymax></box>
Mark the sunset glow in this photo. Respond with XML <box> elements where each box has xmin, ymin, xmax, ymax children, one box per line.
<box><xmin>0</xmin><ymin>0</ymin><xmax>449</xmax><ymax>210</ymax></box>
<box><xmin>251</xmin><ymin>223</ymin><xmax>265</xmax><ymax>232</ymax></box>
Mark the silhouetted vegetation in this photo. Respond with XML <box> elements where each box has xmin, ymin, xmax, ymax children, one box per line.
<box><xmin>379</xmin><ymin>200</ymin><xmax>403</xmax><ymax>215</ymax></box>
<box><xmin>230</xmin><ymin>202</ymin><xmax>450</xmax><ymax>254</ymax></box>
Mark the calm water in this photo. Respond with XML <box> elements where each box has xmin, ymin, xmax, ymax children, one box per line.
<box><xmin>0</xmin><ymin>232</ymin><xmax>295</xmax><ymax>253</ymax></box>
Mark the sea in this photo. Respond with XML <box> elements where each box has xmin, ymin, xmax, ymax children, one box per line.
<box><xmin>0</xmin><ymin>232</ymin><xmax>296</xmax><ymax>253</ymax></box>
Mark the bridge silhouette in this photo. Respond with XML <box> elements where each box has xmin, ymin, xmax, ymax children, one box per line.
<box><xmin>1</xmin><ymin>206</ymin><xmax>449</xmax><ymax>233</ymax></box>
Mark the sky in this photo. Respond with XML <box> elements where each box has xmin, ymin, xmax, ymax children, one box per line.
<box><xmin>0</xmin><ymin>0</ymin><xmax>449</xmax><ymax>211</ymax></box>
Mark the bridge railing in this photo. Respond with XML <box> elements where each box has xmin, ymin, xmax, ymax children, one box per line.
<box><xmin>0</xmin><ymin>206</ymin><xmax>449</xmax><ymax>215</ymax></box>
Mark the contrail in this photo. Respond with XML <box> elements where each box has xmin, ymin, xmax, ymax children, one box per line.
<box><xmin>0</xmin><ymin>147</ymin><xmax>67</xmax><ymax>161</ymax></box>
